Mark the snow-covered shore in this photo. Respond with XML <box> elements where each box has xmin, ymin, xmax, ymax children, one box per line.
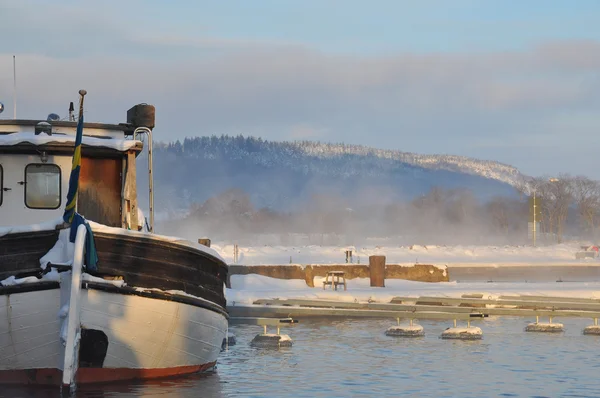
<box><xmin>226</xmin><ymin>274</ymin><xmax>600</xmax><ymax>306</ymax></box>
<box><xmin>214</xmin><ymin>242</ymin><xmax>594</xmax><ymax>266</ymax></box>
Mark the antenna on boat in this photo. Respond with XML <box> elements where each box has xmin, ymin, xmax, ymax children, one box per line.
<box><xmin>12</xmin><ymin>55</ymin><xmax>16</xmax><ymax>119</ymax></box>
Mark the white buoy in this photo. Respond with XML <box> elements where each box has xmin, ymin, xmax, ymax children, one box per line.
<box><xmin>386</xmin><ymin>318</ymin><xmax>424</xmax><ymax>337</ymax></box>
<box><xmin>248</xmin><ymin>318</ymin><xmax>297</xmax><ymax>348</ymax></box>
<box><xmin>583</xmin><ymin>318</ymin><xmax>600</xmax><ymax>335</ymax></box>
<box><xmin>583</xmin><ymin>325</ymin><xmax>600</xmax><ymax>335</ymax></box>
<box><xmin>525</xmin><ymin>323</ymin><xmax>564</xmax><ymax>333</ymax></box>
<box><xmin>440</xmin><ymin>319</ymin><xmax>483</xmax><ymax>340</ymax></box>
<box><xmin>250</xmin><ymin>333</ymin><xmax>293</xmax><ymax>348</ymax></box>
<box><xmin>525</xmin><ymin>316</ymin><xmax>564</xmax><ymax>333</ymax></box>
<box><xmin>440</xmin><ymin>326</ymin><xmax>483</xmax><ymax>340</ymax></box>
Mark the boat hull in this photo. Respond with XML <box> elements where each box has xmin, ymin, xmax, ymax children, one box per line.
<box><xmin>0</xmin><ymin>284</ymin><xmax>227</xmax><ymax>386</ymax></box>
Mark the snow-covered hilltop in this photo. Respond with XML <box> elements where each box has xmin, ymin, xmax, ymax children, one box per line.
<box><xmin>293</xmin><ymin>140</ymin><xmax>524</xmax><ymax>186</ymax></box>
<box><xmin>148</xmin><ymin>135</ymin><xmax>523</xmax><ymax>211</ymax></box>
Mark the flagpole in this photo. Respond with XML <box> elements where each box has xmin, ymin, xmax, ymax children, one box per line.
<box><xmin>63</xmin><ymin>89</ymin><xmax>87</xmax><ymax>224</ymax></box>
<box><xmin>75</xmin><ymin>90</ymin><xmax>86</xmax><ymax>215</ymax></box>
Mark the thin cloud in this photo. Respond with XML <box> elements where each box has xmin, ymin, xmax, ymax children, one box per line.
<box><xmin>0</xmin><ymin>2</ymin><xmax>599</xmax><ymax>178</ymax></box>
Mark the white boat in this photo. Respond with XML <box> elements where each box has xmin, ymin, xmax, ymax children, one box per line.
<box><xmin>0</xmin><ymin>92</ymin><xmax>228</xmax><ymax>389</ymax></box>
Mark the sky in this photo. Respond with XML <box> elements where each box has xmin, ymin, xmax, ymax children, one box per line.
<box><xmin>0</xmin><ymin>0</ymin><xmax>600</xmax><ymax>178</ymax></box>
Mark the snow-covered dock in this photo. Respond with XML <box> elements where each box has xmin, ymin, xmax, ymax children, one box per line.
<box><xmin>231</xmin><ymin>296</ymin><xmax>600</xmax><ymax>320</ymax></box>
<box><xmin>226</xmin><ymin>274</ymin><xmax>600</xmax><ymax>339</ymax></box>
<box><xmin>227</xmin><ymin>293</ymin><xmax>600</xmax><ymax>339</ymax></box>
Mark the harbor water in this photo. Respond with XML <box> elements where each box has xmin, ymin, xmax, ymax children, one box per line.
<box><xmin>4</xmin><ymin>316</ymin><xmax>600</xmax><ymax>398</ymax></box>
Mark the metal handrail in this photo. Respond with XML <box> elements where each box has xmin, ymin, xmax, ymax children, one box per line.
<box><xmin>133</xmin><ymin>127</ymin><xmax>154</xmax><ymax>233</ymax></box>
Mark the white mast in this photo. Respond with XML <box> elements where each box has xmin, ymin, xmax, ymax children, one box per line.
<box><xmin>12</xmin><ymin>55</ymin><xmax>16</xmax><ymax>119</ymax></box>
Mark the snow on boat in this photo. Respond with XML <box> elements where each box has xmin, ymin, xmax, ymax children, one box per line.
<box><xmin>0</xmin><ymin>92</ymin><xmax>228</xmax><ymax>390</ymax></box>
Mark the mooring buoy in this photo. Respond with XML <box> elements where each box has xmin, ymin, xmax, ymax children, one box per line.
<box><xmin>525</xmin><ymin>316</ymin><xmax>564</xmax><ymax>333</ymax></box>
<box><xmin>583</xmin><ymin>325</ymin><xmax>600</xmax><ymax>335</ymax></box>
<box><xmin>250</xmin><ymin>333</ymin><xmax>293</xmax><ymax>348</ymax></box>
<box><xmin>441</xmin><ymin>327</ymin><xmax>483</xmax><ymax>340</ymax></box>
<box><xmin>249</xmin><ymin>318</ymin><xmax>297</xmax><ymax>348</ymax></box>
<box><xmin>583</xmin><ymin>318</ymin><xmax>600</xmax><ymax>335</ymax></box>
<box><xmin>440</xmin><ymin>319</ymin><xmax>483</xmax><ymax>340</ymax></box>
<box><xmin>385</xmin><ymin>318</ymin><xmax>424</xmax><ymax>337</ymax></box>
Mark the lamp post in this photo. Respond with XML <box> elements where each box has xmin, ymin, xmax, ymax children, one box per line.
<box><xmin>532</xmin><ymin>191</ymin><xmax>537</xmax><ymax>247</ymax></box>
<box><xmin>528</xmin><ymin>180</ymin><xmax>545</xmax><ymax>247</ymax></box>
<box><xmin>531</xmin><ymin>178</ymin><xmax>560</xmax><ymax>246</ymax></box>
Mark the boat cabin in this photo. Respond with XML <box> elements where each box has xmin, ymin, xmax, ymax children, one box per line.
<box><xmin>0</xmin><ymin>104</ymin><xmax>154</xmax><ymax>230</ymax></box>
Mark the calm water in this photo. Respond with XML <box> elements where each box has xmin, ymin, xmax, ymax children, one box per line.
<box><xmin>4</xmin><ymin>316</ymin><xmax>600</xmax><ymax>398</ymax></box>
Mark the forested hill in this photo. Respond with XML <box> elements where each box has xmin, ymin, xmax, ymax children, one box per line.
<box><xmin>144</xmin><ymin>135</ymin><xmax>523</xmax><ymax>212</ymax></box>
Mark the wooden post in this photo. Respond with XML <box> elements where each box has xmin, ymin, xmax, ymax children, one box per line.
<box><xmin>304</xmin><ymin>266</ymin><xmax>315</xmax><ymax>288</ymax></box>
<box><xmin>369</xmin><ymin>255</ymin><xmax>386</xmax><ymax>287</ymax></box>
<box><xmin>198</xmin><ymin>238</ymin><xmax>211</xmax><ymax>247</ymax></box>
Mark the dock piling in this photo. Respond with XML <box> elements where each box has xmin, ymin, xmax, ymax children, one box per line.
<box><xmin>385</xmin><ymin>316</ymin><xmax>424</xmax><ymax>337</ymax></box>
<box><xmin>369</xmin><ymin>255</ymin><xmax>386</xmax><ymax>287</ymax></box>
<box><xmin>526</xmin><ymin>316</ymin><xmax>564</xmax><ymax>333</ymax></box>
<box><xmin>245</xmin><ymin>317</ymin><xmax>297</xmax><ymax>348</ymax></box>
<box><xmin>583</xmin><ymin>317</ymin><xmax>600</xmax><ymax>335</ymax></box>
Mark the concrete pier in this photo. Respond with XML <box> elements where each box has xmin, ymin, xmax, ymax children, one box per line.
<box><xmin>227</xmin><ymin>262</ymin><xmax>447</xmax><ymax>288</ymax></box>
<box><xmin>448</xmin><ymin>265</ymin><xmax>600</xmax><ymax>283</ymax></box>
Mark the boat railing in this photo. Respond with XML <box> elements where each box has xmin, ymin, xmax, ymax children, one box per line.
<box><xmin>133</xmin><ymin>126</ymin><xmax>154</xmax><ymax>233</ymax></box>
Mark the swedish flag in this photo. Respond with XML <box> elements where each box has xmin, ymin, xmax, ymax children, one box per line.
<box><xmin>62</xmin><ymin>90</ymin><xmax>98</xmax><ymax>272</ymax></box>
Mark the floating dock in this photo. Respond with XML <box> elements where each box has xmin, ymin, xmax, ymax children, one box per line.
<box><xmin>228</xmin><ymin>294</ymin><xmax>600</xmax><ymax>338</ymax></box>
<box><xmin>232</xmin><ymin>296</ymin><xmax>600</xmax><ymax>319</ymax></box>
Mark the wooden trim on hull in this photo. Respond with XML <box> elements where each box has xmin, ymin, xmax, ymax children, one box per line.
<box><xmin>0</xmin><ymin>362</ymin><xmax>217</xmax><ymax>386</ymax></box>
<box><xmin>0</xmin><ymin>229</ymin><xmax>228</xmax><ymax>308</ymax></box>
<box><xmin>0</xmin><ymin>280</ymin><xmax>59</xmax><ymax>295</ymax></box>
<box><xmin>0</xmin><ymin>230</ymin><xmax>60</xmax><ymax>279</ymax></box>
<box><xmin>91</xmin><ymin>232</ymin><xmax>228</xmax><ymax>308</ymax></box>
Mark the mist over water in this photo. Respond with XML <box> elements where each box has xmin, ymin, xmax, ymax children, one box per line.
<box><xmin>136</xmin><ymin>140</ymin><xmax>598</xmax><ymax>249</ymax></box>
<box><xmin>132</xmin><ymin>136</ymin><xmax>526</xmax><ymax>247</ymax></box>
<box><xmin>155</xmin><ymin>184</ymin><xmax>531</xmax><ymax>248</ymax></box>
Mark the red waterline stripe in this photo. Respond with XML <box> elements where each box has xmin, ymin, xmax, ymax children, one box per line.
<box><xmin>0</xmin><ymin>362</ymin><xmax>217</xmax><ymax>386</ymax></box>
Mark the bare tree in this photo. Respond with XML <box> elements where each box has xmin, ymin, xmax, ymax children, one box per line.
<box><xmin>552</xmin><ymin>175</ymin><xmax>574</xmax><ymax>243</ymax></box>
<box><xmin>487</xmin><ymin>196</ymin><xmax>510</xmax><ymax>236</ymax></box>
<box><xmin>533</xmin><ymin>175</ymin><xmax>574</xmax><ymax>243</ymax></box>
<box><xmin>445</xmin><ymin>188</ymin><xmax>478</xmax><ymax>226</ymax></box>
<box><xmin>572</xmin><ymin>176</ymin><xmax>600</xmax><ymax>240</ymax></box>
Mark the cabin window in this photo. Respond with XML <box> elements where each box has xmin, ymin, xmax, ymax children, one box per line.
<box><xmin>25</xmin><ymin>164</ymin><xmax>61</xmax><ymax>209</ymax></box>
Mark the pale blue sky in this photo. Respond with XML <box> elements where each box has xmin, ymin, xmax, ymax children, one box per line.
<box><xmin>1</xmin><ymin>0</ymin><xmax>600</xmax><ymax>178</ymax></box>
<box><xmin>139</xmin><ymin>0</ymin><xmax>600</xmax><ymax>53</ymax></box>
